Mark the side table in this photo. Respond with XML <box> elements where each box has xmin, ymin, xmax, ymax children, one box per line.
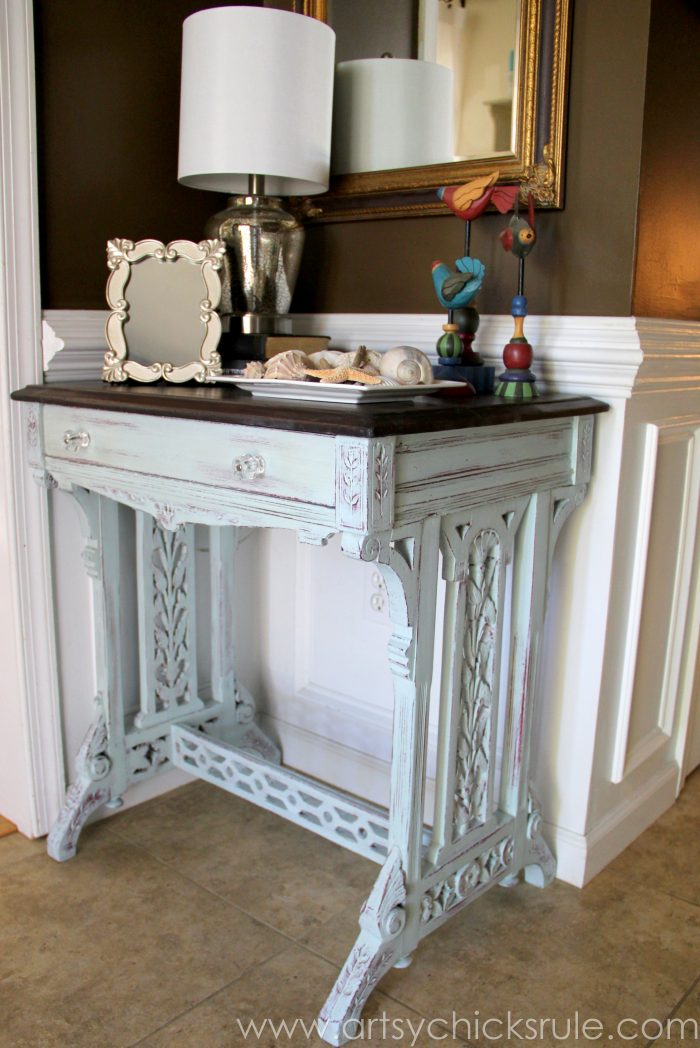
<box><xmin>12</xmin><ymin>381</ymin><xmax>605</xmax><ymax>1046</ymax></box>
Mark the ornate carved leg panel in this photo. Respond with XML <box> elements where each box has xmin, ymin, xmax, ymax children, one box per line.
<box><xmin>48</xmin><ymin>492</ymin><xmax>124</xmax><ymax>860</ymax></box>
<box><xmin>500</xmin><ymin>491</ymin><xmax>562</xmax><ymax>887</ymax></box>
<box><xmin>429</xmin><ymin>501</ymin><xmax>527</xmax><ymax>870</ymax></box>
<box><xmin>320</xmin><ymin>518</ymin><xmax>439</xmax><ymax>1043</ymax></box>
<box><xmin>135</xmin><ymin>512</ymin><xmax>204</xmax><ymax>730</ymax></box>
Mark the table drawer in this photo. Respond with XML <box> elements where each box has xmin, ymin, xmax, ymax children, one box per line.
<box><xmin>43</xmin><ymin>406</ymin><xmax>337</xmax><ymax>506</ymax></box>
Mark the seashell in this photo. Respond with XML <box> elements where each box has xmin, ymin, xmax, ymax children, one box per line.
<box><xmin>307</xmin><ymin>350</ymin><xmax>349</xmax><ymax>369</ymax></box>
<box><xmin>243</xmin><ymin>361</ymin><xmax>265</xmax><ymax>378</ymax></box>
<box><xmin>263</xmin><ymin>350</ymin><xmax>312</xmax><ymax>381</ymax></box>
<box><xmin>379</xmin><ymin>346</ymin><xmax>434</xmax><ymax>386</ymax></box>
<box><xmin>304</xmin><ymin>366</ymin><xmax>382</xmax><ymax>385</ymax></box>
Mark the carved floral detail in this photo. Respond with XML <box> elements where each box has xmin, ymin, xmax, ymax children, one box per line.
<box><xmin>454</xmin><ymin>529</ymin><xmax>500</xmax><ymax>836</ymax></box>
<box><xmin>373</xmin><ymin>443</ymin><xmax>390</xmax><ymax>508</ymax></box>
<box><xmin>340</xmin><ymin>446</ymin><xmax>363</xmax><ymax>510</ymax></box>
<box><xmin>420</xmin><ymin>836</ymin><xmax>514</xmax><ymax>923</ymax></box>
<box><xmin>360</xmin><ymin>846</ymin><xmax>407</xmax><ymax>939</ymax></box>
<box><xmin>128</xmin><ymin>736</ymin><xmax>170</xmax><ymax>778</ymax></box>
<box><xmin>151</xmin><ymin>522</ymin><xmax>192</xmax><ymax>714</ymax></box>
<box><xmin>522</xmin><ymin>143</ymin><xmax>556</xmax><ymax>207</ymax></box>
<box><xmin>26</xmin><ymin>408</ymin><xmax>39</xmax><ymax>449</ymax></box>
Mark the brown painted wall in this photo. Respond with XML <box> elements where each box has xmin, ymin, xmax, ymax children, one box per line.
<box><xmin>34</xmin><ymin>0</ymin><xmax>248</xmax><ymax>309</ymax></box>
<box><xmin>632</xmin><ymin>0</ymin><xmax>700</xmax><ymax>320</ymax></box>
<box><xmin>35</xmin><ymin>0</ymin><xmax>651</xmax><ymax>316</ymax></box>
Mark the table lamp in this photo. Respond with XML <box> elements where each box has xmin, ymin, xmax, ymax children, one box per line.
<box><xmin>178</xmin><ymin>6</ymin><xmax>335</xmax><ymax>361</ymax></box>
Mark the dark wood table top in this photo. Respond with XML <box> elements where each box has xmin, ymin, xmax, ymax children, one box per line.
<box><xmin>12</xmin><ymin>381</ymin><xmax>608</xmax><ymax>439</ymax></box>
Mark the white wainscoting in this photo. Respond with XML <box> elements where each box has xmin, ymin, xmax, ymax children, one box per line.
<box><xmin>41</xmin><ymin>311</ymin><xmax>700</xmax><ymax>885</ymax></box>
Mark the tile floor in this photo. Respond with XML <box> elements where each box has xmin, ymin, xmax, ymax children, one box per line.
<box><xmin>1</xmin><ymin>770</ymin><xmax>698</xmax><ymax>1048</ymax></box>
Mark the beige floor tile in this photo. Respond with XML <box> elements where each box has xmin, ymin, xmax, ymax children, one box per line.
<box><xmin>603</xmin><ymin>769</ymin><xmax>700</xmax><ymax>907</ymax></box>
<box><xmin>0</xmin><ymin>824</ymin><xmax>287</xmax><ymax>1048</ymax></box>
<box><xmin>137</xmin><ymin>944</ymin><xmax>471</xmax><ymax>1048</ymax></box>
<box><xmin>109</xmin><ymin>782</ymin><xmax>376</xmax><ymax>939</ymax></box>
<box><xmin>0</xmin><ymin>828</ymin><xmax>45</xmax><ymax>870</ymax></box>
<box><xmin>305</xmin><ymin>873</ymin><xmax>700</xmax><ymax>1048</ymax></box>
<box><xmin>389</xmin><ymin>877</ymin><xmax>699</xmax><ymax>1048</ymax></box>
<box><xmin>655</xmin><ymin>976</ymin><xmax>700</xmax><ymax>1046</ymax></box>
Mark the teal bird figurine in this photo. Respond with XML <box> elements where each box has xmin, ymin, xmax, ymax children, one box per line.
<box><xmin>431</xmin><ymin>256</ymin><xmax>485</xmax><ymax>310</ymax></box>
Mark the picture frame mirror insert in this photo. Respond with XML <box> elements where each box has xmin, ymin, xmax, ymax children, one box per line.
<box><xmin>104</xmin><ymin>238</ymin><xmax>225</xmax><ymax>383</ymax></box>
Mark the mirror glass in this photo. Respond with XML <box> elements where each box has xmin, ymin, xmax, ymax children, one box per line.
<box><xmin>125</xmin><ymin>258</ymin><xmax>205</xmax><ymax>368</ymax></box>
<box><xmin>103</xmin><ymin>239</ymin><xmax>225</xmax><ymax>384</ymax></box>
<box><xmin>299</xmin><ymin>0</ymin><xmax>571</xmax><ymax>221</ymax></box>
<box><xmin>428</xmin><ymin>0</ymin><xmax>520</xmax><ymax>161</ymax></box>
<box><xmin>328</xmin><ymin>0</ymin><xmax>520</xmax><ymax>174</ymax></box>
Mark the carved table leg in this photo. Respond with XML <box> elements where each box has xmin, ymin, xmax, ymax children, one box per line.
<box><xmin>48</xmin><ymin>492</ymin><xmax>125</xmax><ymax>860</ymax></box>
<box><xmin>47</xmin><ymin>715</ymin><xmax>113</xmax><ymax>861</ymax></box>
<box><xmin>319</xmin><ymin>847</ymin><xmax>407</xmax><ymax>1046</ymax></box>
<box><xmin>320</xmin><ymin>517</ymin><xmax>439</xmax><ymax>1044</ymax></box>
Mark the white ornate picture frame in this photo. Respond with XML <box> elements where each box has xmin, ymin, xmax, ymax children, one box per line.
<box><xmin>103</xmin><ymin>238</ymin><xmax>225</xmax><ymax>383</ymax></box>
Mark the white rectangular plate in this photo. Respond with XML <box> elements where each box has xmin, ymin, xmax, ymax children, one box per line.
<box><xmin>210</xmin><ymin>376</ymin><xmax>467</xmax><ymax>404</ymax></box>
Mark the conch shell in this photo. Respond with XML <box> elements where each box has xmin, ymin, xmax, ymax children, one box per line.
<box><xmin>264</xmin><ymin>350</ymin><xmax>312</xmax><ymax>381</ymax></box>
<box><xmin>379</xmin><ymin>346</ymin><xmax>434</xmax><ymax>386</ymax></box>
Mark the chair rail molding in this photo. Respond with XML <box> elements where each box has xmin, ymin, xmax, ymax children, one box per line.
<box><xmin>44</xmin><ymin>310</ymin><xmax>647</xmax><ymax>397</ymax></box>
<box><xmin>0</xmin><ymin>0</ymin><xmax>64</xmax><ymax>835</ymax></box>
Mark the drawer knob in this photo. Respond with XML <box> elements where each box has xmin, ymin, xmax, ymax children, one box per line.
<box><xmin>233</xmin><ymin>453</ymin><xmax>265</xmax><ymax>480</ymax></box>
<box><xmin>63</xmin><ymin>430</ymin><xmax>90</xmax><ymax>452</ymax></box>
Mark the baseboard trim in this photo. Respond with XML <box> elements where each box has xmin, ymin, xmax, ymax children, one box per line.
<box><xmin>264</xmin><ymin>715</ymin><xmax>678</xmax><ymax>887</ymax></box>
<box><xmin>548</xmin><ymin>764</ymin><xmax>678</xmax><ymax>886</ymax></box>
<box><xmin>262</xmin><ymin>713</ymin><xmax>440</xmax><ymax>821</ymax></box>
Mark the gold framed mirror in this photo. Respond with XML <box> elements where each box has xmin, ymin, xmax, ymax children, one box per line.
<box><xmin>295</xmin><ymin>0</ymin><xmax>571</xmax><ymax>222</ymax></box>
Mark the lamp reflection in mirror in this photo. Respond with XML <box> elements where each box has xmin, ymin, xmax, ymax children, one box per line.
<box><xmin>178</xmin><ymin>7</ymin><xmax>335</xmax><ymax>355</ymax></box>
<box><xmin>332</xmin><ymin>57</ymin><xmax>453</xmax><ymax>175</ymax></box>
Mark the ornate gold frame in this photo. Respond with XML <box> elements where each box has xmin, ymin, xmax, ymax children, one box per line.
<box><xmin>297</xmin><ymin>0</ymin><xmax>572</xmax><ymax>222</ymax></box>
<box><xmin>104</xmin><ymin>239</ymin><xmax>225</xmax><ymax>384</ymax></box>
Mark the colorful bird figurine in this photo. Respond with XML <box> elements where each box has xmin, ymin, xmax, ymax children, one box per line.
<box><xmin>499</xmin><ymin>193</ymin><xmax>537</xmax><ymax>258</ymax></box>
<box><xmin>431</xmin><ymin>256</ymin><xmax>486</xmax><ymax>311</ymax></box>
<box><xmin>495</xmin><ymin>193</ymin><xmax>538</xmax><ymax>400</ymax></box>
<box><xmin>437</xmin><ymin>171</ymin><xmax>519</xmax><ymax>222</ymax></box>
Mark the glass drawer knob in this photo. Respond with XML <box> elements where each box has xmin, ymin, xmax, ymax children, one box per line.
<box><xmin>63</xmin><ymin>430</ymin><xmax>90</xmax><ymax>451</ymax></box>
<box><xmin>233</xmin><ymin>453</ymin><xmax>265</xmax><ymax>480</ymax></box>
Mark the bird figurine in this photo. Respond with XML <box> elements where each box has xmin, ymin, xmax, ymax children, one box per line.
<box><xmin>431</xmin><ymin>256</ymin><xmax>486</xmax><ymax>311</ymax></box>
<box><xmin>437</xmin><ymin>171</ymin><xmax>519</xmax><ymax>222</ymax></box>
<box><xmin>499</xmin><ymin>192</ymin><xmax>537</xmax><ymax>257</ymax></box>
<box><xmin>495</xmin><ymin>193</ymin><xmax>538</xmax><ymax>400</ymax></box>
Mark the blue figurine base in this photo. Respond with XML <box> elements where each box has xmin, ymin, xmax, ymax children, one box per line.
<box><xmin>434</xmin><ymin>362</ymin><xmax>495</xmax><ymax>395</ymax></box>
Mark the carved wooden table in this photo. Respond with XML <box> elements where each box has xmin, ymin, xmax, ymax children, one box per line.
<box><xmin>13</xmin><ymin>382</ymin><xmax>605</xmax><ymax>1047</ymax></box>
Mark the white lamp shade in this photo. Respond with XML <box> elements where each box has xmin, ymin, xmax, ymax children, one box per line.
<box><xmin>178</xmin><ymin>7</ymin><xmax>336</xmax><ymax>196</ymax></box>
<box><xmin>332</xmin><ymin>58</ymin><xmax>453</xmax><ymax>175</ymax></box>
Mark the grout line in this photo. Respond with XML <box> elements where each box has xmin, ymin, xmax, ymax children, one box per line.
<box><xmin>653</xmin><ymin>886</ymin><xmax>700</xmax><ymax>910</ymax></box>
<box><xmin>100</xmin><ymin>824</ymin><xmax>303</xmax><ymax>949</ymax></box>
<box><xmin>100</xmin><ymin>824</ymin><xmax>458</xmax><ymax>1037</ymax></box>
<box><xmin>645</xmin><ymin>972</ymin><xmax>700</xmax><ymax>1047</ymax></box>
<box><xmin>123</xmin><ymin>949</ymin><xmax>291</xmax><ymax>1048</ymax></box>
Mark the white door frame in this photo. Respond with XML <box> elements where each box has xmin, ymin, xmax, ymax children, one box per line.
<box><xmin>0</xmin><ymin>0</ymin><xmax>64</xmax><ymax>835</ymax></box>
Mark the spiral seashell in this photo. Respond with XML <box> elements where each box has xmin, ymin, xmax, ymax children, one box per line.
<box><xmin>379</xmin><ymin>346</ymin><xmax>434</xmax><ymax>386</ymax></box>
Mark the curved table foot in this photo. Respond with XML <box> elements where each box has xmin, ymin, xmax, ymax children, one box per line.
<box><xmin>47</xmin><ymin>714</ymin><xmax>113</xmax><ymax>862</ymax></box>
<box><xmin>522</xmin><ymin>787</ymin><xmax>556</xmax><ymax>888</ymax></box>
<box><xmin>318</xmin><ymin>846</ymin><xmax>408</xmax><ymax>1046</ymax></box>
